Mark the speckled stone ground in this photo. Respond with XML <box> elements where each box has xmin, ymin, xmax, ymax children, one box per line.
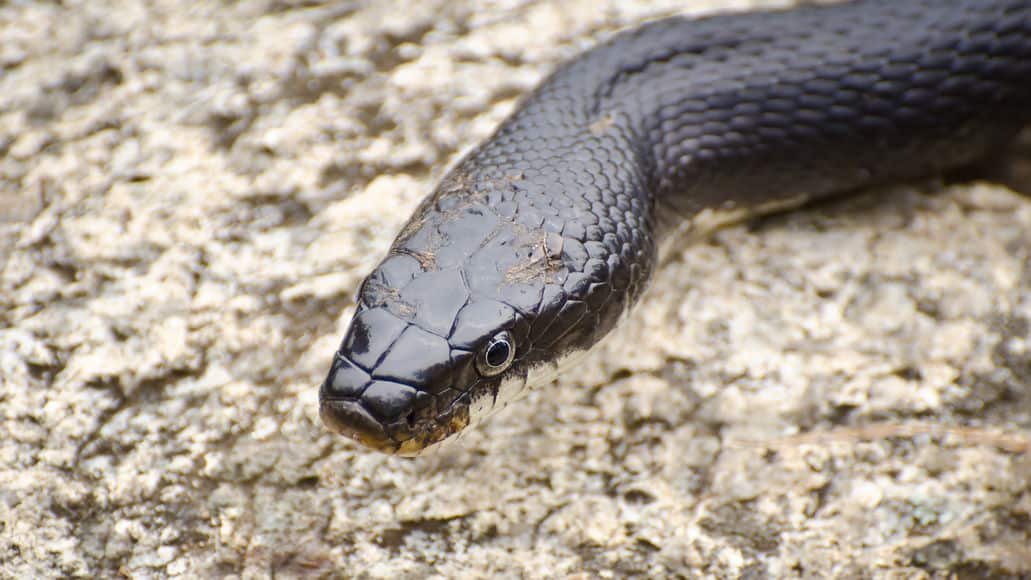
<box><xmin>1</xmin><ymin>1</ymin><xmax>1030</xmax><ymax>578</ymax></box>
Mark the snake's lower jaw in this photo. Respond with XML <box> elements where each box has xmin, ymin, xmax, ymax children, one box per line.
<box><xmin>320</xmin><ymin>396</ymin><xmax>472</xmax><ymax>457</ymax></box>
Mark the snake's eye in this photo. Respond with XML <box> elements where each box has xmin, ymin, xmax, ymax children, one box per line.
<box><xmin>476</xmin><ymin>330</ymin><xmax>515</xmax><ymax>377</ymax></box>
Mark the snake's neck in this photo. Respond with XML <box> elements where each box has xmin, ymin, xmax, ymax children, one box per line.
<box><xmin>491</xmin><ymin>0</ymin><xmax>1031</xmax><ymax>223</ymax></box>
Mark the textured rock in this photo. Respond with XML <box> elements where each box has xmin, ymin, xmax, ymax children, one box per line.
<box><xmin>1</xmin><ymin>1</ymin><xmax>1028</xmax><ymax>577</ymax></box>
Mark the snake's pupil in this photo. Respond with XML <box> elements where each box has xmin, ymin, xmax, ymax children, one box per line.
<box><xmin>486</xmin><ymin>340</ymin><xmax>510</xmax><ymax>367</ymax></box>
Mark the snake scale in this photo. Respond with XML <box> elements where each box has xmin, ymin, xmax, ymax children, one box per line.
<box><xmin>319</xmin><ymin>0</ymin><xmax>1031</xmax><ymax>456</ymax></box>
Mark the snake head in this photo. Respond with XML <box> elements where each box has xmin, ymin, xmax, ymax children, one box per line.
<box><xmin>319</xmin><ymin>289</ymin><xmax>522</xmax><ymax>456</ymax></box>
<box><xmin>319</xmin><ymin>237</ymin><xmax>528</xmax><ymax>453</ymax></box>
<box><xmin>318</xmin><ymin>199</ymin><xmax>555</xmax><ymax>456</ymax></box>
<box><xmin>320</xmin><ymin>168</ymin><xmax>652</xmax><ymax>455</ymax></box>
<box><xmin>318</xmin><ymin>221</ymin><xmax>546</xmax><ymax>455</ymax></box>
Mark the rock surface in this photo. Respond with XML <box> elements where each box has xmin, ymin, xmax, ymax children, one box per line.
<box><xmin>1</xmin><ymin>0</ymin><xmax>1029</xmax><ymax>577</ymax></box>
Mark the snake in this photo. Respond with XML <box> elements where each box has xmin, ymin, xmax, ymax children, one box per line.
<box><xmin>318</xmin><ymin>0</ymin><xmax>1031</xmax><ymax>456</ymax></box>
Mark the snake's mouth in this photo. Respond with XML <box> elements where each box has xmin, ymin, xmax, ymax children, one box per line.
<box><xmin>319</xmin><ymin>395</ymin><xmax>472</xmax><ymax>457</ymax></box>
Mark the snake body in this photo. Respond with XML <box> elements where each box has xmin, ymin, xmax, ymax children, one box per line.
<box><xmin>320</xmin><ymin>0</ymin><xmax>1031</xmax><ymax>455</ymax></box>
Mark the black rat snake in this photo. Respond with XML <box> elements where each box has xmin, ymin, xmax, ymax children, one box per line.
<box><xmin>319</xmin><ymin>0</ymin><xmax>1031</xmax><ymax>455</ymax></box>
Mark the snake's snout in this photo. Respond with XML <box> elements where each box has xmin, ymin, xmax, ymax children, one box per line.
<box><xmin>319</xmin><ymin>398</ymin><xmax>393</xmax><ymax>452</ymax></box>
<box><xmin>320</xmin><ymin>358</ymin><xmax>478</xmax><ymax>456</ymax></box>
<box><xmin>319</xmin><ymin>354</ymin><xmax>428</xmax><ymax>454</ymax></box>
